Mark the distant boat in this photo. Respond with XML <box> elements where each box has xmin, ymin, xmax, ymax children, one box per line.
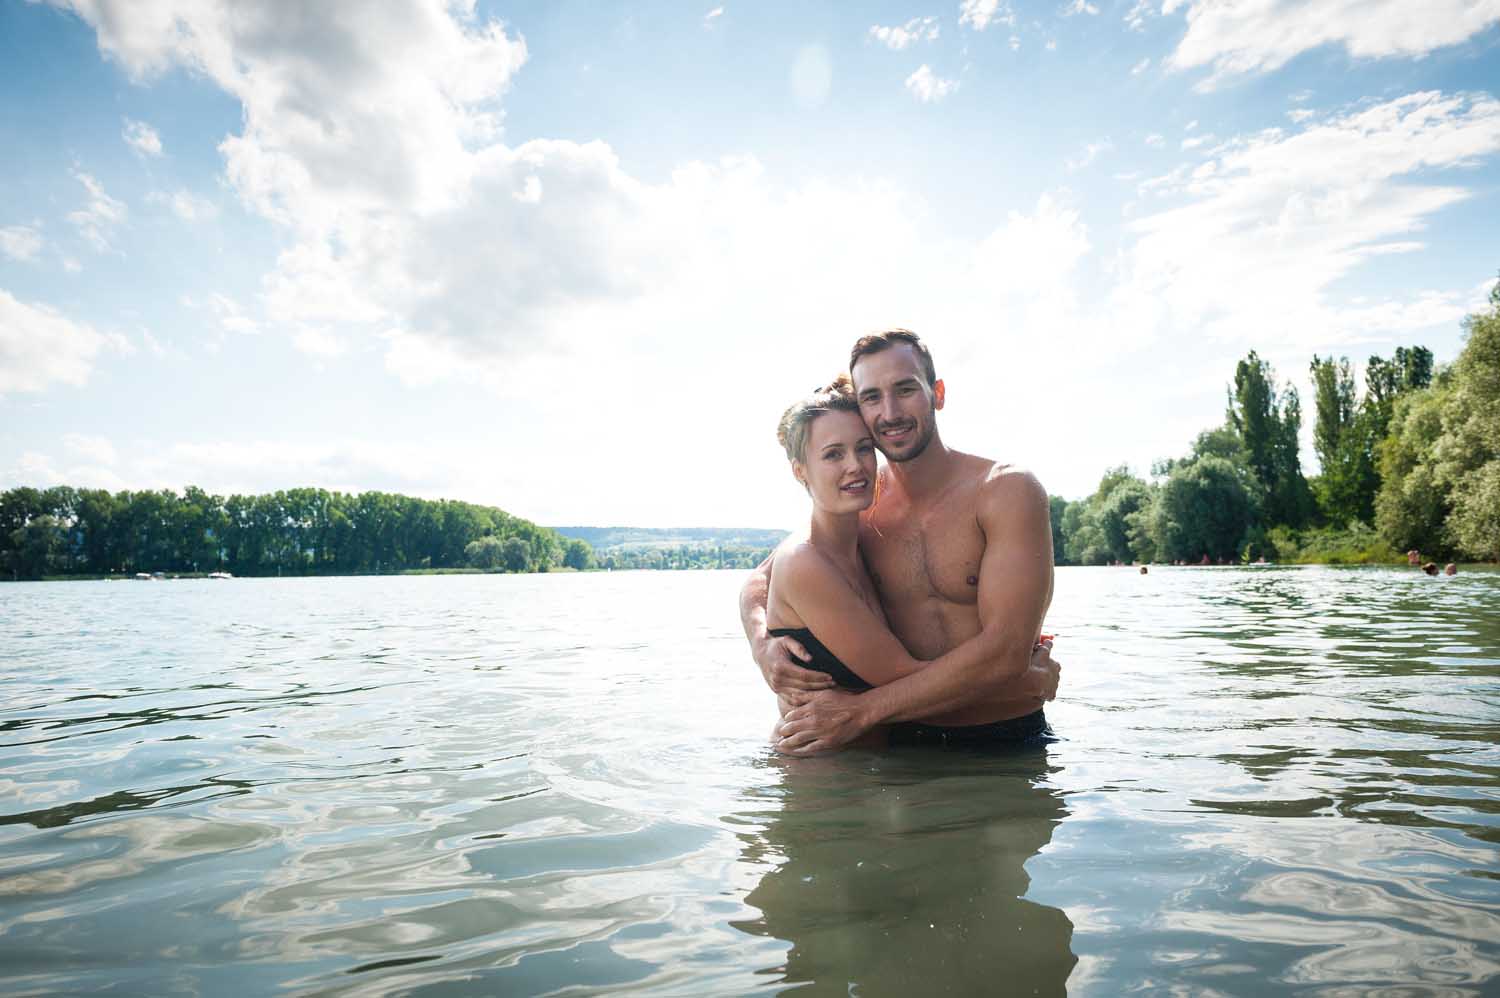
<box><xmin>207</xmin><ymin>571</ymin><xmax>234</xmax><ymax>580</ymax></box>
<box><xmin>134</xmin><ymin>572</ymin><xmax>151</xmax><ymax>580</ymax></box>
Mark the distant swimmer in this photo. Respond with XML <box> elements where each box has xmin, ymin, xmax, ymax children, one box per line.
<box><xmin>1423</xmin><ymin>562</ymin><xmax>1440</xmax><ymax>576</ymax></box>
<box><xmin>1407</xmin><ymin>549</ymin><xmax>1422</xmax><ymax>566</ymax></box>
<box><xmin>1139</xmin><ymin>565</ymin><xmax>1148</xmax><ymax>575</ymax></box>
<box><xmin>1445</xmin><ymin>563</ymin><xmax>1458</xmax><ymax>576</ymax></box>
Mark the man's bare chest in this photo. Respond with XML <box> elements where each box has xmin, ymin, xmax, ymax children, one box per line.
<box><xmin>861</xmin><ymin>496</ymin><xmax>984</xmax><ymax>607</ymax></box>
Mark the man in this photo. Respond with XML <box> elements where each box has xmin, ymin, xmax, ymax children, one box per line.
<box><xmin>739</xmin><ymin>330</ymin><xmax>1061</xmax><ymax>755</ymax></box>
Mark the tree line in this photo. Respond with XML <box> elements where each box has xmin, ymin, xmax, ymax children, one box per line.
<box><xmin>591</xmin><ymin>544</ymin><xmax>774</xmax><ymax>571</ymax></box>
<box><xmin>1052</xmin><ymin>279</ymin><xmax>1500</xmax><ymax>566</ymax></box>
<box><xmin>0</xmin><ymin>486</ymin><xmax>594</xmax><ymax>580</ymax></box>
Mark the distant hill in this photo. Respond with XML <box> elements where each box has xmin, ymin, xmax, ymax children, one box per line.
<box><xmin>551</xmin><ymin>526</ymin><xmax>788</xmax><ymax>551</ymax></box>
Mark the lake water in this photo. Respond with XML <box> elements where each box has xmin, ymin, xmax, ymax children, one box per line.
<box><xmin>1</xmin><ymin>566</ymin><xmax>1498</xmax><ymax>996</ymax></box>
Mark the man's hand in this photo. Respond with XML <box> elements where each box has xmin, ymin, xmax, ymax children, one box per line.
<box><xmin>1022</xmin><ymin>638</ymin><xmax>1060</xmax><ymax>703</ymax></box>
<box><xmin>756</xmin><ymin>632</ymin><xmax>835</xmax><ymax>695</ymax></box>
<box><xmin>772</xmin><ymin>689</ymin><xmax>872</xmax><ymax>756</ymax></box>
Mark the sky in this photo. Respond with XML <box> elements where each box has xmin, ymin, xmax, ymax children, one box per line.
<box><xmin>2</xmin><ymin>0</ymin><xmax>1499</xmax><ymax>530</ymax></box>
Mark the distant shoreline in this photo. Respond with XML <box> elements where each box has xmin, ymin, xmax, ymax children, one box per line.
<box><xmin>10</xmin><ymin>561</ymin><xmax>1495</xmax><ymax>583</ymax></box>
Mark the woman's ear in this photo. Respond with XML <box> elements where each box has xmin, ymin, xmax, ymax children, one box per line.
<box><xmin>791</xmin><ymin>459</ymin><xmax>809</xmax><ymax>491</ymax></box>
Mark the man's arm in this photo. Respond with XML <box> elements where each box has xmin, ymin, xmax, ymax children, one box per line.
<box><xmin>774</xmin><ymin>469</ymin><xmax>1057</xmax><ymax>753</ymax></box>
<box><xmin>739</xmin><ymin>553</ymin><xmax>835</xmax><ymax>695</ymax></box>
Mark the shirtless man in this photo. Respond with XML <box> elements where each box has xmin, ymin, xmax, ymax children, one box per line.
<box><xmin>739</xmin><ymin>330</ymin><xmax>1061</xmax><ymax>755</ymax></box>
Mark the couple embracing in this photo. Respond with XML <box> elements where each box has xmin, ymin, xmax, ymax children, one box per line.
<box><xmin>738</xmin><ymin>330</ymin><xmax>1062</xmax><ymax>755</ymax></box>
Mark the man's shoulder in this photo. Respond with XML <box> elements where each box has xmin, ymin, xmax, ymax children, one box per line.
<box><xmin>973</xmin><ymin>461</ymin><xmax>1048</xmax><ymax>515</ymax></box>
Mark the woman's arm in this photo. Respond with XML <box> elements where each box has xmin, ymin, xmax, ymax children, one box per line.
<box><xmin>772</xmin><ymin>546</ymin><xmax>927</xmax><ymax>687</ymax></box>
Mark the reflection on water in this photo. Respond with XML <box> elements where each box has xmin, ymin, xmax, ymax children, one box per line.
<box><xmin>735</xmin><ymin>749</ymin><xmax>1074</xmax><ymax>995</ymax></box>
<box><xmin>1</xmin><ymin>566</ymin><xmax>1498</xmax><ymax>995</ymax></box>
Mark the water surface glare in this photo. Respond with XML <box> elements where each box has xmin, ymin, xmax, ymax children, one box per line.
<box><xmin>1</xmin><ymin>567</ymin><xmax>1497</xmax><ymax>995</ymax></box>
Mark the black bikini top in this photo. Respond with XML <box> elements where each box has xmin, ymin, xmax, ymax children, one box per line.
<box><xmin>768</xmin><ymin>626</ymin><xmax>873</xmax><ymax>691</ymax></box>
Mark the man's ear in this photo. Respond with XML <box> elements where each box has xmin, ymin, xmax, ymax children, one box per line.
<box><xmin>932</xmin><ymin>378</ymin><xmax>946</xmax><ymax>410</ymax></box>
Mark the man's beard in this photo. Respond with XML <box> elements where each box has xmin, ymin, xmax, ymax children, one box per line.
<box><xmin>878</xmin><ymin>415</ymin><xmax>935</xmax><ymax>463</ymax></box>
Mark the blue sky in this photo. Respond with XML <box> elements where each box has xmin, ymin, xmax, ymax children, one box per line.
<box><xmin>3</xmin><ymin>0</ymin><xmax>1499</xmax><ymax>528</ymax></box>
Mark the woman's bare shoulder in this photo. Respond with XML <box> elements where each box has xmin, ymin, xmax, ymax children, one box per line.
<box><xmin>771</xmin><ymin>537</ymin><xmax>838</xmax><ymax>591</ymax></box>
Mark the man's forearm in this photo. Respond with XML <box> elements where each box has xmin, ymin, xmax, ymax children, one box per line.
<box><xmin>739</xmin><ymin>556</ymin><xmax>773</xmax><ymax>658</ymax></box>
<box><xmin>857</xmin><ymin>627</ymin><xmax>1033</xmax><ymax>725</ymax></box>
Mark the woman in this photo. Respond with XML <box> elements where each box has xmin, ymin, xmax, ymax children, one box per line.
<box><xmin>765</xmin><ymin>376</ymin><xmax>1053</xmax><ymax>749</ymax></box>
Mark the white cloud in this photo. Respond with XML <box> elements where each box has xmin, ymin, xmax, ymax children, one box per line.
<box><xmin>0</xmin><ymin>289</ymin><xmax>116</xmax><ymax>393</ymax></box>
<box><xmin>1145</xmin><ymin>133</ymin><xmax>1164</xmax><ymax>148</ymax></box>
<box><xmin>0</xmin><ymin>225</ymin><xmax>43</xmax><ymax>261</ymax></box>
<box><xmin>1287</xmin><ymin>108</ymin><xmax>1316</xmax><ymax>123</ymax></box>
<box><xmin>703</xmin><ymin>6</ymin><xmax>724</xmax><ymax>27</ymax></box>
<box><xmin>44</xmin><ymin>3</ymin><xmax>1500</xmax><ymax>516</ymax></box>
<box><xmin>959</xmin><ymin>0</ymin><xmax>1013</xmax><ymax>32</ymax></box>
<box><xmin>1166</xmin><ymin>0</ymin><xmax>1500</xmax><ymax>87</ymax></box>
<box><xmin>3</xmin><ymin>449</ymin><xmax>128</xmax><ymax>492</ymax></box>
<box><xmin>148</xmin><ymin>189</ymin><xmax>219</xmax><ymax>221</ymax></box>
<box><xmin>1066</xmin><ymin>139</ymin><xmax>1113</xmax><ymax>171</ymax></box>
<box><xmin>122</xmin><ymin>118</ymin><xmax>162</xmax><ymax>156</ymax></box>
<box><xmin>63</xmin><ymin>432</ymin><xmax>118</xmax><ymax>466</ymax></box>
<box><xmin>291</xmin><ymin>326</ymin><xmax>348</xmax><ymax>359</ymax></box>
<box><xmin>1181</xmin><ymin>134</ymin><xmax>1210</xmax><ymax>150</ymax></box>
<box><xmin>207</xmin><ymin>293</ymin><xmax>257</xmax><ymax>334</ymax></box>
<box><xmin>905</xmin><ymin>64</ymin><xmax>959</xmax><ymax>103</ymax></box>
<box><xmin>971</xmin><ymin>194</ymin><xmax>1091</xmax><ymax>297</ymax></box>
<box><xmin>870</xmin><ymin>17</ymin><xmax>940</xmax><ymax>50</ymax></box>
<box><xmin>1131</xmin><ymin>57</ymin><xmax>1151</xmax><ymax>75</ymax></box>
<box><xmin>1063</xmin><ymin>0</ymin><xmax>1099</xmax><ymax>15</ymax></box>
<box><xmin>1115</xmin><ymin>91</ymin><xmax>1500</xmax><ymax>354</ymax></box>
<box><xmin>66</xmin><ymin>170</ymin><xmax>127</xmax><ymax>251</ymax></box>
<box><xmin>1124</xmin><ymin>0</ymin><xmax>1152</xmax><ymax>31</ymax></box>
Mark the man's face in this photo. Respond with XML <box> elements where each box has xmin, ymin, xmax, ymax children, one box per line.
<box><xmin>851</xmin><ymin>344</ymin><xmax>942</xmax><ymax>462</ymax></box>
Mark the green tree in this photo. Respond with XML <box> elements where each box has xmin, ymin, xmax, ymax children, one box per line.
<box><xmin>562</xmin><ymin>538</ymin><xmax>594</xmax><ymax>570</ymax></box>
<box><xmin>502</xmin><ymin>536</ymin><xmax>531</xmax><ymax>572</ymax></box>
<box><xmin>1048</xmin><ymin>496</ymin><xmax>1070</xmax><ymax>565</ymax></box>
<box><xmin>1309</xmin><ymin>354</ymin><xmax>1379</xmax><ymax>526</ymax></box>
<box><xmin>1150</xmin><ymin>455</ymin><xmax>1256</xmax><ymax>563</ymax></box>
<box><xmin>1374</xmin><ymin>385</ymin><xmax>1452</xmax><ymax>555</ymax></box>
<box><xmin>466</xmin><ymin>535</ymin><xmax>506</xmax><ymax>569</ymax></box>
<box><xmin>1442</xmin><ymin>283</ymin><xmax>1500</xmax><ymax>558</ymax></box>
<box><xmin>1096</xmin><ymin>477</ymin><xmax>1152</xmax><ymax>563</ymax></box>
<box><xmin>1229</xmin><ymin>351</ymin><xmax>1313</xmax><ymax>527</ymax></box>
<box><xmin>8</xmin><ymin>515</ymin><xmax>63</xmax><ymax>579</ymax></box>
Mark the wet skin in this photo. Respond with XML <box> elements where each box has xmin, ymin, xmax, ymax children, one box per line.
<box><xmin>850</xmin><ymin>343</ymin><xmax>1054</xmax><ymax>725</ymax></box>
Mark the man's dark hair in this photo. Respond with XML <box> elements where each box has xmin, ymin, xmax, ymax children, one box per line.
<box><xmin>849</xmin><ymin>329</ymin><xmax>937</xmax><ymax>388</ymax></box>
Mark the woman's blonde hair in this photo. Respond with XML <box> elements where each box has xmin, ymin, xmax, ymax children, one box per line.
<box><xmin>777</xmin><ymin>375</ymin><xmax>858</xmax><ymax>462</ymax></box>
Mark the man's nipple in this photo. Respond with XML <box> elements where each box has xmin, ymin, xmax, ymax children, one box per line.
<box><xmin>966</xmin><ymin>575</ymin><xmax>978</xmax><ymax>586</ymax></box>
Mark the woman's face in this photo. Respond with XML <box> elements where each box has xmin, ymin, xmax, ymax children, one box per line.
<box><xmin>794</xmin><ymin>410</ymin><xmax>876</xmax><ymax>513</ymax></box>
